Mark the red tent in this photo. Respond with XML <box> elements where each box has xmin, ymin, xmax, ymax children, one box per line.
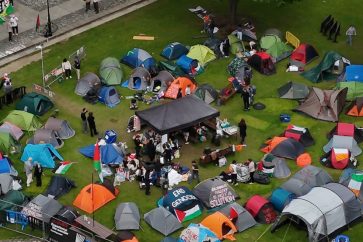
<box><xmin>245</xmin><ymin>195</ymin><xmax>277</xmax><ymax>224</ymax></box>
<box><xmin>290</xmin><ymin>43</ymin><xmax>318</xmax><ymax>65</ymax></box>
<box><xmin>247</xmin><ymin>52</ymin><xmax>276</xmax><ymax>75</ymax></box>
<box><xmin>327</xmin><ymin>122</ymin><xmax>363</xmax><ymax>143</ymax></box>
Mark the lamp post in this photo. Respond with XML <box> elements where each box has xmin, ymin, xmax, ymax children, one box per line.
<box><xmin>45</xmin><ymin>0</ymin><xmax>52</xmax><ymax>37</ymax></box>
<box><xmin>36</xmin><ymin>45</ymin><xmax>45</xmax><ymax>87</ymax></box>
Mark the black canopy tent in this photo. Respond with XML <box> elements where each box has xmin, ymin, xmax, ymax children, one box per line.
<box><xmin>135</xmin><ymin>95</ymin><xmax>220</xmax><ymax>134</ymax></box>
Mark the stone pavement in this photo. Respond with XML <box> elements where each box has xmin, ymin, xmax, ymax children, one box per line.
<box><xmin>0</xmin><ymin>0</ymin><xmax>156</xmax><ymax>66</ymax></box>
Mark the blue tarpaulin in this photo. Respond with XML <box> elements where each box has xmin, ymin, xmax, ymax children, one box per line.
<box><xmin>79</xmin><ymin>144</ymin><xmax>123</xmax><ymax>165</ymax></box>
<box><xmin>346</xmin><ymin>65</ymin><xmax>363</xmax><ymax>82</ymax></box>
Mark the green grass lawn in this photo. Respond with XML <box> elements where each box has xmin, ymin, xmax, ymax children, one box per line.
<box><xmin>2</xmin><ymin>0</ymin><xmax>363</xmax><ymax>241</ymax></box>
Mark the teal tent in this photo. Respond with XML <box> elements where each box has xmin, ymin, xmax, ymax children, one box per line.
<box><xmin>16</xmin><ymin>92</ymin><xmax>53</xmax><ymax>116</ymax></box>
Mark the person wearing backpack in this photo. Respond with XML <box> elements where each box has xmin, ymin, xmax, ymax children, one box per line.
<box><xmin>247</xmin><ymin>158</ymin><xmax>255</xmax><ymax>184</ymax></box>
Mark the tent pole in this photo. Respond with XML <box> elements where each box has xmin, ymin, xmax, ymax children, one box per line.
<box><xmin>92</xmin><ymin>173</ymin><xmax>94</xmax><ymax>227</ymax></box>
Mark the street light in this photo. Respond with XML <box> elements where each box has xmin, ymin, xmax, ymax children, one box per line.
<box><xmin>35</xmin><ymin>45</ymin><xmax>45</xmax><ymax>87</ymax></box>
<box><xmin>44</xmin><ymin>0</ymin><xmax>52</xmax><ymax>37</ymax></box>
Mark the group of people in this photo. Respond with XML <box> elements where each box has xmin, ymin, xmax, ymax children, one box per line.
<box><xmin>0</xmin><ymin>72</ymin><xmax>13</xmax><ymax>104</ymax></box>
<box><xmin>24</xmin><ymin>157</ymin><xmax>43</xmax><ymax>187</ymax></box>
<box><xmin>227</xmin><ymin>158</ymin><xmax>256</xmax><ymax>186</ymax></box>
<box><xmin>84</xmin><ymin>0</ymin><xmax>100</xmax><ymax>14</ymax></box>
<box><xmin>62</xmin><ymin>56</ymin><xmax>81</xmax><ymax>80</ymax></box>
<box><xmin>81</xmin><ymin>108</ymin><xmax>98</xmax><ymax>137</ymax></box>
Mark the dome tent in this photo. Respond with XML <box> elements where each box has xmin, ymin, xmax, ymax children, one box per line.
<box><xmin>99</xmin><ymin>57</ymin><xmax>123</xmax><ymax>85</ymax></box>
<box><xmin>121</xmin><ymin>48</ymin><xmax>156</xmax><ymax>71</ymax></box>
<box><xmin>98</xmin><ymin>86</ymin><xmax>120</xmax><ymax>108</ymax></box>
<box><xmin>44</xmin><ymin>117</ymin><xmax>75</xmax><ymax>140</ymax></box>
<box><xmin>3</xmin><ymin>111</ymin><xmax>42</xmax><ymax>132</ymax></box>
<box><xmin>75</xmin><ymin>72</ymin><xmax>101</xmax><ymax>96</ymax></box>
<box><xmin>126</xmin><ymin>67</ymin><xmax>151</xmax><ymax>91</ymax></box>
<box><xmin>194</xmin><ymin>84</ymin><xmax>219</xmax><ymax>104</ymax></box>
<box><xmin>16</xmin><ymin>92</ymin><xmax>54</xmax><ymax>116</ymax></box>
<box><xmin>161</xmin><ymin>42</ymin><xmax>188</xmax><ymax>60</ymax></box>
<box><xmin>27</xmin><ymin>129</ymin><xmax>64</xmax><ymax>149</ymax></box>
<box><xmin>150</xmin><ymin>70</ymin><xmax>174</xmax><ymax>93</ymax></box>
<box><xmin>187</xmin><ymin>45</ymin><xmax>216</xmax><ymax>67</ymax></box>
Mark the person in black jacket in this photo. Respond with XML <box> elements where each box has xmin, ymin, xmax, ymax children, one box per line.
<box><xmin>146</xmin><ymin>139</ymin><xmax>156</xmax><ymax>162</ymax></box>
<box><xmin>238</xmin><ymin>118</ymin><xmax>247</xmax><ymax>144</ymax></box>
<box><xmin>33</xmin><ymin>162</ymin><xmax>43</xmax><ymax>187</ymax></box>
<box><xmin>74</xmin><ymin>55</ymin><xmax>81</xmax><ymax>80</ymax></box>
<box><xmin>241</xmin><ymin>87</ymin><xmax>250</xmax><ymax>111</ymax></box>
<box><xmin>87</xmin><ymin>112</ymin><xmax>98</xmax><ymax>137</ymax></box>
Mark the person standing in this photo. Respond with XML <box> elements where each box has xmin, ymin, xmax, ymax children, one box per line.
<box><xmin>84</xmin><ymin>0</ymin><xmax>91</xmax><ymax>12</ymax></box>
<box><xmin>33</xmin><ymin>162</ymin><xmax>43</xmax><ymax>187</ymax></box>
<box><xmin>9</xmin><ymin>14</ymin><xmax>18</xmax><ymax>36</ymax></box>
<box><xmin>247</xmin><ymin>158</ymin><xmax>255</xmax><ymax>184</ymax></box>
<box><xmin>146</xmin><ymin>139</ymin><xmax>156</xmax><ymax>162</ymax></box>
<box><xmin>62</xmin><ymin>58</ymin><xmax>72</xmax><ymax>79</ymax></box>
<box><xmin>7</xmin><ymin>20</ymin><xmax>12</xmax><ymax>42</ymax></box>
<box><xmin>346</xmin><ymin>25</ymin><xmax>357</xmax><ymax>46</ymax></box>
<box><xmin>144</xmin><ymin>168</ymin><xmax>151</xmax><ymax>195</ymax></box>
<box><xmin>238</xmin><ymin>118</ymin><xmax>247</xmax><ymax>145</ymax></box>
<box><xmin>81</xmin><ymin>108</ymin><xmax>88</xmax><ymax>133</ymax></box>
<box><xmin>241</xmin><ymin>87</ymin><xmax>250</xmax><ymax>111</ymax></box>
<box><xmin>229</xmin><ymin>160</ymin><xmax>238</xmax><ymax>186</ymax></box>
<box><xmin>93</xmin><ymin>0</ymin><xmax>99</xmax><ymax>14</ymax></box>
<box><xmin>24</xmin><ymin>157</ymin><xmax>33</xmax><ymax>187</ymax></box>
<box><xmin>3</xmin><ymin>73</ymin><xmax>13</xmax><ymax>104</ymax></box>
<box><xmin>74</xmin><ymin>55</ymin><xmax>81</xmax><ymax>80</ymax></box>
<box><xmin>188</xmin><ymin>160</ymin><xmax>200</xmax><ymax>184</ymax></box>
<box><xmin>87</xmin><ymin>112</ymin><xmax>98</xmax><ymax>137</ymax></box>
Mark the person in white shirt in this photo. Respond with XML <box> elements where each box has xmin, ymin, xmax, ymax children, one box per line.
<box><xmin>62</xmin><ymin>58</ymin><xmax>72</xmax><ymax>79</ymax></box>
<box><xmin>9</xmin><ymin>14</ymin><xmax>18</xmax><ymax>36</ymax></box>
<box><xmin>229</xmin><ymin>160</ymin><xmax>238</xmax><ymax>186</ymax></box>
<box><xmin>346</xmin><ymin>25</ymin><xmax>357</xmax><ymax>46</ymax></box>
<box><xmin>247</xmin><ymin>158</ymin><xmax>255</xmax><ymax>184</ymax></box>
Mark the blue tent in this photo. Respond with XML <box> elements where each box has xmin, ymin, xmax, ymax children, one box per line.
<box><xmin>98</xmin><ymin>86</ymin><xmax>120</xmax><ymax>108</ymax></box>
<box><xmin>269</xmin><ymin>188</ymin><xmax>295</xmax><ymax>212</ymax></box>
<box><xmin>161</xmin><ymin>42</ymin><xmax>189</xmax><ymax>60</ymax></box>
<box><xmin>21</xmin><ymin>144</ymin><xmax>63</xmax><ymax>168</ymax></box>
<box><xmin>176</xmin><ymin>55</ymin><xmax>199</xmax><ymax>74</ymax></box>
<box><xmin>346</xmin><ymin>65</ymin><xmax>363</xmax><ymax>82</ymax></box>
<box><xmin>79</xmin><ymin>144</ymin><xmax>123</xmax><ymax>165</ymax></box>
<box><xmin>179</xmin><ymin>223</ymin><xmax>220</xmax><ymax>242</ymax></box>
<box><xmin>120</xmin><ymin>48</ymin><xmax>156</xmax><ymax>71</ymax></box>
<box><xmin>0</xmin><ymin>158</ymin><xmax>11</xmax><ymax>174</ymax></box>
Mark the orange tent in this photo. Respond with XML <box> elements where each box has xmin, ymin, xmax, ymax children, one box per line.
<box><xmin>164</xmin><ymin>77</ymin><xmax>196</xmax><ymax>99</ymax></box>
<box><xmin>296</xmin><ymin>153</ymin><xmax>312</xmax><ymax>167</ymax></box>
<box><xmin>260</xmin><ymin>137</ymin><xmax>287</xmax><ymax>154</ymax></box>
<box><xmin>346</xmin><ymin>97</ymin><xmax>363</xmax><ymax>117</ymax></box>
<box><xmin>73</xmin><ymin>184</ymin><xmax>116</xmax><ymax>213</ymax></box>
<box><xmin>200</xmin><ymin>211</ymin><xmax>237</xmax><ymax>241</ymax></box>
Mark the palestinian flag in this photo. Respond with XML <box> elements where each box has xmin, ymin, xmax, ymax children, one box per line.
<box><xmin>174</xmin><ymin>204</ymin><xmax>202</xmax><ymax>222</ymax></box>
<box><xmin>55</xmin><ymin>161</ymin><xmax>73</xmax><ymax>174</ymax></box>
<box><xmin>93</xmin><ymin>143</ymin><xmax>103</xmax><ymax>182</ymax></box>
<box><xmin>348</xmin><ymin>173</ymin><xmax>363</xmax><ymax>197</ymax></box>
<box><xmin>35</xmin><ymin>14</ymin><xmax>40</xmax><ymax>32</ymax></box>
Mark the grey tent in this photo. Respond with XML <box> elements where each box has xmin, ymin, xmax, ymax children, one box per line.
<box><xmin>115</xmin><ymin>202</ymin><xmax>140</xmax><ymax>230</ymax></box>
<box><xmin>281</xmin><ymin>165</ymin><xmax>333</xmax><ymax>196</ymax></box>
<box><xmin>44</xmin><ymin>175</ymin><xmax>75</xmax><ymax>199</ymax></box>
<box><xmin>0</xmin><ymin>173</ymin><xmax>13</xmax><ymax>195</ymax></box>
<box><xmin>22</xmin><ymin>194</ymin><xmax>63</xmax><ymax>223</ymax></box>
<box><xmin>204</xmin><ymin>38</ymin><xmax>222</xmax><ymax>58</ymax></box>
<box><xmin>28</xmin><ymin>129</ymin><xmax>64</xmax><ymax>149</ymax></box>
<box><xmin>194</xmin><ymin>84</ymin><xmax>219</xmax><ymax>104</ymax></box>
<box><xmin>278</xmin><ymin>81</ymin><xmax>310</xmax><ymax>100</ymax></box>
<box><xmin>272</xmin><ymin>183</ymin><xmax>363</xmax><ymax>242</ymax></box>
<box><xmin>294</xmin><ymin>87</ymin><xmax>348</xmax><ymax>122</ymax></box>
<box><xmin>219</xmin><ymin>202</ymin><xmax>256</xmax><ymax>232</ymax></box>
<box><xmin>136</xmin><ymin>95</ymin><xmax>219</xmax><ymax>135</ymax></box>
<box><xmin>0</xmin><ymin>122</ymin><xmax>24</xmax><ymax>141</ymax></box>
<box><xmin>193</xmin><ymin>177</ymin><xmax>239</xmax><ymax>210</ymax></box>
<box><xmin>128</xmin><ymin>67</ymin><xmax>151</xmax><ymax>90</ymax></box>
<box><xmin>144</xmin><ymin>207</ymin><xmax>182</xmax><ymax>236</ymax></box>
<box><xmin>75</xmin><ymin>72</ymin><xmax>101</xmax><ymax>96</ymax></box>
<box><xmin>44</xmin><ymin>117</ymin><xmax>75</xmax><ymax>139</ymax></box>
<box><xmin>323</xmin><ymin>135</ymin><xmax>362</xmax><ymax>157</ymax></box>
<box><xmin>150</xmin><ymin>70</ymin><xmax>174</xmax><ymax>93</ymax></box>
<box><xmin>274</xmin><ymin>158</ymin><xmax>291</xmax><ymax>179</ymax></box>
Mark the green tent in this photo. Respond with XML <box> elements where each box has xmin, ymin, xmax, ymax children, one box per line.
<box><xmin>16</xmin><ymin>92</ymin><xmax>53</xmax><ymax>116</ymax></box>
<box><xmin>301</xmin><ymin>51</ymin><xmax>343</xmax><ymax>83</ymax></box>
<box><xmin>266</xmin><ymin>41</ymin><xmax>293</xmax><ymax>62</ymax></box>
<box><xmin>228</xmin><ymin>34</ymin><xmax>244</xmax><ymax>55</ymax></box>
<box><xmin>0</xmin><ymin>132</ymin><xmax>17</xmax><ymax>153</ymax></box>
<box><xmin>186</xmin><ymin>45</ymin><xmax>216</xmax><ymax>66</ymax></box>
<box><xmin>159</xmin><ymin>61</ymin><xmax>185</xmax><ymax>77</ymax></box>
<box><xmin>3</xmin><ymin>111</ymin><xmax>42</xmax><ymax>132</ymax></box>
<box><xmin>260</xmin><ymin>35</ymin><xmax>281</xmax><ymax>50</ymax></box>
<box><xmin>0</xmin><ymin>190</ymin><xmax>26</xmax><ymax>210</ymax></box>
<box><xmin>99</xmin><ymin>57</ymin><xmax>123</xmax><ymax>85</ymax></box>
<box><xmin>336</xmin><ymin>82</ymin><xmax>363</xmax><ymax>100</ymax></box>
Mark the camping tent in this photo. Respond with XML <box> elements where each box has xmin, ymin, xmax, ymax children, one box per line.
<box><xmin>0</xmin><ymin>158</ymin><xmax>11</xmax><ymax>174</ymax></box>
<box><xmin>136</xmin><ymin>95</ymin><xmax>219</xmax><ymax>135</ymax></box>
<box><xmin>126</xmin><ymin>67</ymin><xmax>151</xmax><ymax>90</ymax></box>
<box><xmin>116</xmin><ymin>231</ymin><xmax>139</xmax><ymax>242</ymax></box>
<box><xmin>187</xmin><ymin>45</ymin><xmax>216</xmax><ymax>66</ymax></box>
<box><xmin>16</xmin><ymin>92</ymin><xmax>53</xmax><ymax>116</ymax></box>
<box><xmin>161</xmin><ymin>42</ymin><xmax>189</xmax><ymax>60</ymax></box>
<box><xmin>294</xmin><ymin>87</ymin><xmax>347</xmax><ymax>122</ymax></box>
<box><xmin>321</xmin><ymin>148</ymin><xmax>352</xmax><ymax>170</ymax></box>
<box><xmin>346</xmin><ymin>97</ymin><xmax>363</xmax><ymax>116</ymax></box>
<box><xmin>260</xmin><ymin>34</ymin><xmax>281</xmax><ymax>50</ymax></box>
<box><xmin>247</xmin><ymin>52</ymin><xmax>276</xmax><ymax>75</ymax></box>
<box><xmin>283</xmin><ymin>124</ymin><xmax>315</xmax><ymax>147</ymax></box>
<box><xmin>121</xmin><ymin>48</ymin><xmax>156</xmax><ymax>71</ymax></box>
<box><xmin>327</xmin><ymin>122</ymin><xmax>363</xmax><ymax>143</ymax></box>
<box><xmin>260</xmin><ymin>34</ymin><xmax>292</xmax><ymax>62</ymax></box>
<box><xmin>53</xmin><ymin>206</ymin><xmax>80</xmax><ymax>224</ymax></box>
<box><xmin>0</xmin><ymin>173</ymin><xmax>13</xmax><ymax>195</ymax></box>
<box><xmin>98</xmin><ymin>86</ymin><xmax>120</xmax><ymax>108</ymax></box>
<box><xmin>176</xmin><ymin>55</ymin><xmax>200</xmax><ymax>75</ymax></box>
<box><xmin>269</xmin><ymin>188</ymin><xmax>296</xmax><ymax>212</ymax></box>
<box><xmin>73</xmin><ymin>184</ymin><xmax>116</xmax><ymax>213</ymax></box>
<box><xmin>280</xmin><ymin>165</ymin><xmax>333</xmax><ymax>196</ymax></box>
<box><xmin>192</xmin><ymin>177</ymin><xmax>239</xmax><ymax>210</ymax></box>
<box><xmin>3</xmin><ymin>110</ymin><xmax>42</xmax><ymax>132</ymax></box>
<box><xmin>75</xmin><ymin>72</ymin><xmax>101</xmax><ymax>96</ymax></box>
<box><xmin>0</xmin><ymin>132</ymin><xmax>17</xmax><ymax>153</ymax></box>
<box><xmin>290</xmin><ymin>44</ymin><xmax>319</xmax><ymax>66</ymax></box>
<box><xmin>79</xmin><ymin>143</ymin><xmax>124</xmax><ymax>165</ymax></box>
<box><xmin>21</xmin><ymin>144</ymin><xmax>63</xmax><ymax>168</ymax></box>
<box><xmin>22</xmin><ymin>194</ymin><xmax>63</xmax><ymax>223</ymax></box>
<box><xmin>44</xmin><ymin>117</ymin><xmax>75</xmax><ymax>140</ymax></box>
<box><xmin>200</xmin><ymin>212</ymin><xmax>237</xmax><ymax>240</ymax></box>
<box><xmin>144</xmin><ymin>207</ymin><xmax>182</xmax><ymax>236</ymax></box>
<box><xmin>228</xmin><ymin>34</ymin><xmax>244</xmax><ymax>54</ymax></box>
<box><xmin>260</xmin><ymin>154</ymin><xmax>291</xmax><ymax>178</ymax></box>
<box><xmin>204</xmin><ymin>38</ymin><xmax>222</xmax><ymax>58</ymax></box>
<box><xmin>301</xmin><ymin>51</ymin><xmax>347</xmax><ymax>82</ymax></box>
<box><xmin>219</xmin><ymin>202</ymin><xmax>256</xmax><ymax>232</ymax></box>
<box><xmin>0</xmin><ymin>122</ymin><xmax>23</xmax><ymax>141</ymax></box>
<box><xmin>0</xmin><ymin>190</ymin><xmax>27</xmax><ymax>210</ymax></box>
<box><xmin>194</xmin><ymin>84</ymin><xmax>219</xmax><ymax>104</ymax></box>
<box><xmin>159</xmin><ymin>60</ymin><xmax>185</xmax><ymax>77</ymax></box>
<box><xmin>272</xmin><ymin>183</ymin><xmax>363</xmax><ymax>242</ymax></box>
<box><xmin>150</xmin><ymin>71</ymin><xmax>174</xmax><ymax>93</ymax></box>
<box><xmin>115</xmin><ymin>202</ymin><xmax>140</xmax><ymax>230</ymax></box>
<box><xmin>277</xmin><ymin>81</ymin><xmax>310</xmax><ymax>100</ymax></box>
<box><xmin>164</xmin><ymin>77</ymin><xmax>196</xmax><ymax>99</ymax></box>
<box><xmin>162</xmin><ymin>186</ymin><xmax>202</xmax><ymax>222</ymax></box>
<box><xmin>336</xmin><ymin>81</ymin><xmax>363</xmax><ymax>100</ymax></box>
<box><xmin>179</xmin><ymin>223</ymin><xmax>220</xmax><ymax>242</ymax></box>
<box><xmin>28</xmin><ymin>129</ymin><xmax>64</xmax><ymax>149</ymax></box>
<box><xmin>245</xmin><ymin>195</ymin><xmax>277</xmax><ymax>224</ymax></box>
<box><xmin>228</xmin><ymin>57</ymin><xmax>249</xmax><ymax>77</ymax></box>
<box><xmin>261</xmin><ymin>137</ymin><xmax>305</xmax><ymax>160</ymax></box>
<box><xmin>99</xmin><ymin>57</ymin><xmax>123</xmax><ymax>85</ymax></box>
<box><xmin>44</xmin><ymin>175</ymin><xmax>75</xmax><ymax>199</ymax></box>
<box><xmin>323</xmin><ymin>135</ymin><xmax>361</xmax><ymax>157</ymax></box>
<box><xmin>340</xmin><ymin>169</ymin><xmax>363</xmax><ymax>201</ymax></box>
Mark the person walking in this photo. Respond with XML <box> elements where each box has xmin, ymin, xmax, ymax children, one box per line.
<box><xmin>93</xmin><ymin>0</ymin><xmax>100</xmax><ymax>14</ymax></box>
<box><xmin>33</xmin><ymin>162</ymin><xmax>43</xmax><ymax>187</ymax></box>
<box><xmin>241</xmin><ymin>87</ymin><xmax>250</xmax><ymax>111</ymax></box>
<box><xmin>24</xmin><ymin>157</ymin><xmax>33</xmax><ymax>187</ymax></box>
<box><xmin>7</xmin><ymin>20</ymin><xmax>12</xmax><ymax>42</ymax></box>
<box><xmin>84</xmin><ymin>0</ymin><xmax>91</xmax><ymax>12</ymax></box>
<box><xmin>188</xmin><ymin>160</ymin><xmax>200</xmax><ymax>184</ymax></box>
<box><xmin>9</xmin><ymin>14</ymin><xmax>18</xmax><ymax>36</ymax></box>
<box><xmin>229</xmin><ymin>160</ymin><xmax>238</xmax><ymax>186</ymax></box>
<box><xmin>81</xmin><ymin>108</ymin><xmax>88</xmax><ymax>133</ymax></box>
<box><xmin>238</xmin><ymin>118</ymin><xmax>247</xmax><ymax>145</ymax></box>
<box><xmin>346</xmin><ymin>25</ymin><xmax>357</xmax><ymax>46</ymax></box>
<box><xmin>74</xmin><ymin>55</ymin><xmax>81</xmax><ymax>80</ymax></box>
<box><xmin>247</xmin><ymin>158</ymin><xmax>255</xmax><ymax>184</ymax></box>
<box><xmin>87</xmin><ymin>112</ymin><xmax>98</xmax><ymax>137</ymax></box>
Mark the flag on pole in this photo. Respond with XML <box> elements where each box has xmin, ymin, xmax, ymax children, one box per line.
<box><xmin>93</xmin><ymin>143</ymin><xmax>103</xmax><ymax>182</ymax></box>
<box><xmin>35</xmin><ymin>14</ymin><xmax>40</xmax><ymax>32</ymax></box>
<box><xmin>55</xmin><ymin>161</ymin><xmax>73</xmax><ymax>174</ymax></box>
